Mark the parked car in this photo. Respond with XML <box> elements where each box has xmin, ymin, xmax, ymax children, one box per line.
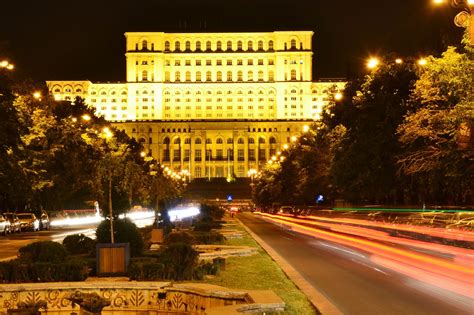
<box><xmin>17</xmin><ymin>213</ymin><xmax>40</xmax><ymax>231</ymax></box>
<box><xmin>0</xmin><ymin>214</ymin><xmax>11</xmax><ymax>235</ymax></box>
<box><xmin>3</xmin><ymin>213</ymin><xmax>21</xmax><ymax>233</ymax></box>
<box><xmin>35</xmin><ymin>210</ymin><xmax>50</xmax><ymax>230</ymax></box>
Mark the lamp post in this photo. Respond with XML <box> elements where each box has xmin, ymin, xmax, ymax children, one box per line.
<box><xmin>102</xmin><ymin>127</ymin><xmax>115</xmax><ymax>244</ymax></box>
<box><xmin>433</xmin><ymin>0</ymin><xmax>474</xmax><ymax>45</ymax></box>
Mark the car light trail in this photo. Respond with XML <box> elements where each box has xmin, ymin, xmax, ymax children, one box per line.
<box><xmin>168</xmin><ymin>206</ymin><xmax>200</xmax><ymax>222</ymax></box>
<box><xmin>255</xmin><ymin>212</ymin><xmax>474</xmax><ymax>297</ymax></box>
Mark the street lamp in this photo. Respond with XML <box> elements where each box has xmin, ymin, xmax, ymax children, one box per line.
<box><xmin>334</xmin><ymin>92</ymin><xmax>343</xmax><ymax>101</ymax></box>
<box><xmin>82</xmin><ymin>114</ymin><xmax>91</xmax><ymax>121</ymax></box>
<box><xmin>418</xmin><ymin>58</ymin><xmax>428</xmax><ymax>66</ymax></box>
<box><xmin>367</xmin><ymin>57</ymin><xmax>380</xmax><ymax>69</ymax></box>
<box><xmin>395</xmin><ymin>58</ymin><xmax>403</xmax><ymax>64</ymax></box>
<box><xmin>433</xmin><ymin>0</ymin><xmax>474</xmax><ymax>45</ymax></box>
<box><xmin>101</xmin><ymin>127</ymin><xmax>115</xmax><ymax>243</ymax></box>
<box><xmin>33</xmin><ymin>92</ymin><xmax>41</xmax><ymax>100</ymax></box>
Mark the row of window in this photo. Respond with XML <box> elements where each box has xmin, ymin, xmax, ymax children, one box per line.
<box><xmin>136</xmin><ymin>39</ymin><xmax>304</xmax><ymax>52</ymax></box>
<box><xmin>160</xmin><ymin>149</ymin><xmax>277</xmax><ymax>163</ymax></box>
<box><xmin>164</xmin><ymin>58</ymin><xmax>274</xmax><ymax>66</ymax></box>
<box><xmin>163</xmin><ymin>98</ymin><xmax>275</xmax><ymax>103</ymax></box>
<box><xmin>163</xmin><ymin>89</ymin><xmax>275</xmax><ymax>96</ymax></box>
<box><xmin>162</xmin><ymin>136</ymin><xmax>278</xmax><ymax>144</ymax></box>
<box><xmin>161</xmin><ymin>70</ymin><xmax>275</xmax><ymax>82</ymax></box>
<box><xmin>162</xmin><ymin>113</ymin><xmax>276</xmax><ymax>118</ymax></box>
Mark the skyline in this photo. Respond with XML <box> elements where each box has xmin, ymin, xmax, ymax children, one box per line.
<box><xmin>0</xmin><ymin>0</ymin><xmax>465</xmax><ymax>82</ymax></box>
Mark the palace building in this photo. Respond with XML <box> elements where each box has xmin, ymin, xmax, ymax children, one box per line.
<box><xmin>47</xmin><ymin>31</ymin><xmax>344</xmax><ymax>179</ymax></box>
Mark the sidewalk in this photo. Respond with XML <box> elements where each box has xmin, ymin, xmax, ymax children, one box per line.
<box><xmin>236</xmin><ymin>213</ymin><xmax>342</xmax><ymax>315</ymax></box>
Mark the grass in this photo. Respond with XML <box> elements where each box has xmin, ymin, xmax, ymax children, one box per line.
<box><xmin>199</xmin><ymin>218</ymin><xmax>317</xmax><ymax>314</ymax></box>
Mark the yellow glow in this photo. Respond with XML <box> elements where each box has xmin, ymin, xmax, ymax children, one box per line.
<box><xmin>418</xmin><ymin>58</ymin><xmax>427</xmax><ymax>66</ymax></box>
<box><xmin>102</xmin><ymin>127</ymin><xmax>113</xmax><ymax>138</ymax></box>
<box><xmin>268</xmin><ymin>160</ymin><xmax>273</xmax><ymax>164</ymax></box>
<box><xmin>303</xmin><ymin>125</ymin><xmax>310</xmax><ymax>133</ymax></box>
<box><xmin>1</xmin><ymin>61</ymin><xmax>8</xmax><ymax>67</ymax></box>
<box><xmin>140</xmin><ymin>151</ymin><xmax>146</xmax><ymax>157</ymax></box>
<box><xmin>33</xmin><ymin>92</ymin><xmax>41</xmax><ymax>99</ymax></box>
<box><xmin>433</xmin><ymin>0</ymin><xmax>445</xmax><ymax>4</ymax></box>
<box><xmin>283</xmin><ymin>144</ymin><xmax>289</xmax><ymax>150</ymax></box>
<box><xmin>334</xmin><ymin>92</ymin><xmax>343</xmax><ymax>101</ymax></box>
<box><xmin>6</xmin><ymin>64</ymin><xmax>14</xmax><ymax>70</ymax></box>
<box><xmin>468</xmin><ymin>0</ymin><xmax>474</xmax><ymax>5</ymax></box>
<box><xmin>54</xmin><ymin>94</ymin><xmax>62</xmax><ymax>101</ymax></box>
<box><xmin>277</xmin><ymin>151</ymin><xmax>281</xmax><ymax>155</ymax></box>
<box><xmin>291</xmin><ymin>136</ymin><xmax>297</xmax><ymax>142</ymax></box>
<box><xmin>82</xmin><ymin>114</ymin><xmax>91</xmax><ymax>121</ymax></box>
<box><xmin>280</xmin><ymin>156</ymin><xmax>285</xmax><ymax>162</ymax></box>
<box><xmin>395</xmin><ymin>58</ymin><xmax>403</xmax><ymax>64</ymax></box>
<box><xmin>367</xmin><ymin>57</ymin><xmax>379</xmax><ymax>69</ymax></box>
<box><xmin>247</xmin><ymin>168</ymin><xmax>257</xmax><ymax>176</ymax></box>
<box><xmin>71</xmin><ymin>117</ymin><xmax>78</xmax><ymax>122</ymax></box>
<box><xmin>271</xmin><ymin>155</ymin><xmax>277</xmax><ymax>161</ymax></box>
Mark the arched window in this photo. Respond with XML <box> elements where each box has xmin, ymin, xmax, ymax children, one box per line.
<box><xmin>291</xmin><ymin>70</ymin><xmax>297</xmax><ymax>81</ymax></box>
<box><xmin>142</xmin><ymin>70</ymin><xmax>148</xmax><ymax>81</ymax></box>
<box><xmin>164</xmin><ymin>41</ymin><xmax>170</xmax><ymax>51</ymax></box>
<box><xmin>216</xmin><ymin>138</ymin><xmax>223</xmax><ymax>144</ymax></box>
<box><xmin>206</xmin><ymin>71</ymin><xmax>212</xmax><ymax>81</ymax></box>
<box><xmin>258</xmin><ymin>40</ymin><xmax>263</xmax><ymax>50</ymax></box>
<box><xmin>165</xmin><ymin>72</ymin><xmax>170</xmax><ymax>82</ymax></box>
<box><xmin>268</xmin><ymin>40</ymin><xmax>274</xmax><ymax>50</ymax></box>
<box><xmin>174</xmin><ymin>138</ymin><xmax>181</xmax><ymax>144</ymax></box>
<box><xmin>195</xmin><ymin>138</ymin><xmax>202</xmax><ymax>144</ymax></box>
<box><xmin>248</xmin><ymin>71</ymin><xmax>253</xmax><ymax>81</ymax></box>
<box><xmin>248</xmin><ymin>138</ymin><xmax>255</xmax><ymax>144</ymax></box>
<box><xmin>227</xmin><ymin>71</ymin><xmax>233</xmax><ymax>81</ymax></box>
<box><xmin>185</xmin><ymin>71</ymin><xmax>191</xmax><ymax>82</ymax></box>
<box><xmin>206</xmin><ymin>41</ymin><xmax>212</xmax><ymax>50</ymax></box>
<box><xmin>175</xmin><ymin>41</ymin><xmax>180</xmax><ymax>51</ymax></box>
<box><xmin>247</xmin><ymin>41</ymin><xmax>253</xmax><ymax>51</ymax></box>
<box><xmin>237</xmin><ymin>41</ymin><xmax>243</xmax><ymax>50</ymax></box>
<box><xmin>163</xmin><ymin>137</ymin><xmax>170</xmax><ymax>145</ymax></box>
<box><xmin>206</xmin><ymin>138</ymin><xmax>212</xmax><ymax>144</ymax></box>
<box><xmin>259</xmin><ymin>137</ymin><xmax>265</xmax><ymax>144</ymax></box>
<box><xmin>195</xmin><ymin>41</ymin><xmax>202</xmax><ymax>51</ymax></box>
<box><xmin>269</xmin><ymin>71</ymin><xmax>274</xmax><ymax>81</ymax></box>
<box><xmin>196</xmin><ymin>71</ymin><xmax>202</xmax><ymax>82</ymax></box>
<box><xmin>226</xmin><ymin>41</ymin><xmax>232</xmax><ymax>51</ymax></box>
<box><xmin>227</xmin><ymin>138</ymin><xmax>233</xmax><ymax>144</ymax></box>
<box><xmin>216</xmin><ymin>71</ymin><xmax>222</xmax><ymax>82</ymax></box>
<box><xmin>269</xmin><ymin>137</ymin><xmax>276</xmax><ymax>144</ymax></box>
<box><xmin>238</xmin><ymin>138</ymin><xmax>244</xmax><ymax>144</ymax></box>
<box><xmin>258</xmin><ymin>71</ymin><xmax>264</xmax><ymax>82</ymax></box>
<box><xmin>290</xmin><ymin>39</ymin><xmax>296</xmax><ymax>49</ymax></box>
<box><xmin>141</xmin><ymin>40</ymin><xmax>148</xmax><ymax>50</ymax></box>
<box><xmin>216</xmin><ymin>41</ymin><xmax>222</xmax><ymax>50</ymax></box>
<box><xmin>185</xmin><ymin>41</ymin><xmax>191</xmax><ymax>50</ymax></box>
<box><xmin>175</xmin><ymin>71</ymin><xmax>181</xmax><ymax>82</ymax></box>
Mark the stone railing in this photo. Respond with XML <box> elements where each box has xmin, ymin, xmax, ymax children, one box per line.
<box><xmin>0</xmin><ymin>281</ymin><xmax>284</xmax><ymax>315</ymax></box>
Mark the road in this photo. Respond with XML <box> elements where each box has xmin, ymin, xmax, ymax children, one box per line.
<box><xmin>0</xmin><ymin>226</ymin><xmax>96</xmax><ymax>261</ymax></box>
<box><xmin>239</xmin><ymin>212</ymin><xmax>473</xmax><ymax>315</ymax></box>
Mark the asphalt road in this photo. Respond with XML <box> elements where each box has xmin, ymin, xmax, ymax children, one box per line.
<box><xmin>239</xmin><ymin>212</ymin><xmax>473</xmax><ymax>315</ymax></box>
<box><xmin>0</xmin><ymin>226</ymin><xmax>96</xmax><ymax>261</ymax></box>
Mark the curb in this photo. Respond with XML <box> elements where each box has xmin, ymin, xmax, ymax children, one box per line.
<box><xmin>236</xmin><ymin>215</ymin><xmax>342</xmax><ymax>315</ymax></box>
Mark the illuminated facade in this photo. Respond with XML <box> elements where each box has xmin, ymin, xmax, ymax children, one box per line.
<box><xmin>47</xmin><ymin>31</ymin><xmax>344</xmax><ymax>178</ymax></box>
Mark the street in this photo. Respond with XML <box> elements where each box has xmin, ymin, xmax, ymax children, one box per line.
<box><xmin>239</xmin><ymin>212</ymin><xmax>473</xmax><ymax>315</ymax></box>
<box><xmin>0</xmin><ymin>226</ymin><xmax>96</xmax><ymax>261</ymax></box>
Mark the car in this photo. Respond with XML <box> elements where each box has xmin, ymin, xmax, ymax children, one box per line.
<box><xmin>17</xmin><ymin>213</ymin><xmax>40</xmax><ymax>231</ymax></box>
<box><xmin>36</xmin><ymin>210</ymin><xmax>50</xmax><ymax>230</ymax></box>
<box><xmin>0</xmin><ymin>214</ymin><xmax>11</xmax><ymax>235</ymax></box>
<box><xmin>3</xmin><ymin>213</ymin><xmax>21</xmax><ymax>233</ymax></box>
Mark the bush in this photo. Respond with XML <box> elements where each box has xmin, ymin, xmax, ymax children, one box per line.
<box><xmin>193</xmin><ymin>221</ymin><xmax>212</xmax><ymax>232</ymax></box>
<box><xmin>163</xmin><ymin>231</ymin><xmax>196</xmax><ymax>246</ymax></box>
<box><xmin>159</xmin><ymin>243</ymin><xmax>199</xmax><ymax>281</ymax></box>
<box><xmin>128</xmin><ymin>258</ymin><xmax>166</xmax><ymax>281</ymax></box>
<box><xmin>96</xmin><ymin>218</ymin><xmax>144</xmax><ymax>257</ymax></box>
<box><xmin>193</xmin><ymin>262</ymin><xmax>219</xmax><ymax>280</ymax></box>
<box><xmin>18</xmin><ymin>241</ymin><xmax>68</xmax><ymax>263</ymax></box>
<box><xmin>63</xmin><ymin>234</ymin><xmax>95</xmax><ymax>255</ymax></box>
<box><xmin>193</xmin><ymin>232</ymin><xmax>225</xmax><ymax>245</ymax></box>
<box><xmin>0</xmin><ymin>258</ymin><xmax>89</xmax><ymax>283</ymax></box>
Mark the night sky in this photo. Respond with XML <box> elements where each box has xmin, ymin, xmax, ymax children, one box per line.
<box><xmin>0</xmin><ymin>0</ymin><xmax>464</xmax><ymax>82</ymax></box>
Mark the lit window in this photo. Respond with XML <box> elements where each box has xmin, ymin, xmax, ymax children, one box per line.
<box><xmin>164</xmin><ymin>41</ymin><xmax>170</xmax><ymax>51</ymax></box>
<box><xmin>226</xmin><ymin>41</ymin><xmax>232</xmax><ymax>50</ymax></box>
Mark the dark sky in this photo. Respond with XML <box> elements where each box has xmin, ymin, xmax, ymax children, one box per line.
<box><xmin>0</xmin><ymin>0</ymin><xmax>464</xmax><ymax>82</ymax></box>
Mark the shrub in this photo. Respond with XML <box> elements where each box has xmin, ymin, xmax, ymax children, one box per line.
<box><xmin>0</xmin><ymin>258</ymin><xmax>89</xmax><ymax>283</ymax></box>
<box><xmin>159</xmin><ymin>243</ymin><xmax>199</xmax><ymax>281</ymax></box>
<box><xmin>193</xmin><ymin>262</ymin><xmax>219</xmax><ymax>280</ymax></box>
<box><xmin>163</xmin><ymin>231</ymin><xmax>196</xmax><ymax>246</ymax></box>
<box><xmin>63</xmin><ymin>234</ymin><xmax>95</xmax><ymax>255</ymax></box>
<box><xmin>193</xmin><ymin>231</ymin><xmax>225</xmax><ymax>245</ymax></box>
<box><xmin>193</xmin><ymin>221</ymin><xmax>212</xmax><ymax>232</ymax></box>
<box><xmin>96</xmin><ymin>218</ymin><xmax>144</xmax><ymax>257</ymax></box>
<box><xmin>18</xmin><ymin>241</ymin><xmax>68</xmax><ymax>263</ymax></box>
<box><xmin>128</xmin><ymin>258</ymin><xmax>166</xmax><ymax>281</ymax></box>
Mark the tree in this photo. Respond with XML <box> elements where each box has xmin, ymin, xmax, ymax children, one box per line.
<box><xmin>397</xmin><ymin>46</ymin><xmax>474</xmax><ymax>204</ymax></box>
